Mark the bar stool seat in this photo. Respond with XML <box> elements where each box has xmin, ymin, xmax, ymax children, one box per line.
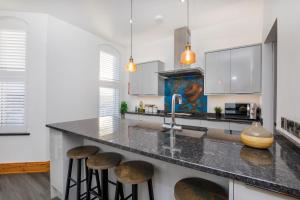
<box><xmin>67</xmin><ymin>145</ymin><xmax>99</xmax><ymax>159</ymax></box>
<box><xmin>115</xmin><ymin>160</ymin><xmax>154</xmax><ymax>184</ymax></box>
<box><xmin>174</xmin><ymin>178</ymin><xmax>228</xmax><ymax>200</ymax></box>
<box><xmin>114</xmin><ymin>160</ymin><xmax>154</xmax><ymax>200</ymax></box>
<box><xmin>87</xmin><ymin>152</ymin><xmax>122</xmax><ymax>170</ymax></box>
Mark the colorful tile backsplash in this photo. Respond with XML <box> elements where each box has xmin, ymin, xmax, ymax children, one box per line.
<box><xmin>164</xmin><ymin>75</ymin><xmax>207</xmax><ymax>113</ymax></box>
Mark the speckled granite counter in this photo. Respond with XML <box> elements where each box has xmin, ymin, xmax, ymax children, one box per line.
<box><xmin>47</xmin><ymin>118</ymin><xmax>300</xmax><ymax>198</ymax></box>
<box><xmin>125</xmin><ymin>111</ymin><xmax>258</xmax><ymax>124</ymax></box>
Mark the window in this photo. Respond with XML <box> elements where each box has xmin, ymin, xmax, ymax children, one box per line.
<box><xmin>99</xmin><ymin>45</ymin><xmax>120</xmax><ymax>121</ymax></box>
<box><xmin>0</xmin><ymin>30</ymin><xmax>26</xmax><ymax>133</ymax></box>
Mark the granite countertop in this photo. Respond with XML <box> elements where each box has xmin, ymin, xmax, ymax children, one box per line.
<box><xmin>125</xmin><ymin>111</ymin><xmax>258</xmax><ymax>124</ymax></box>
<box><xmin>47</xmin><ymin>118</ymin><xmax>300</xmax><ymax>198</ymax></box>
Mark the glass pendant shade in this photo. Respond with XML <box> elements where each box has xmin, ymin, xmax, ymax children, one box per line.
<box><xmin>126</xmin><ymin>56</ymin><xmax>136</xmax><ymax>72</ymax></box>
<box><xmin>240</xmin><ymin>122</ymin><xmax>274</xmax><ymax>149</ymax></box>
<box><xmin>180</xmin><ymin>43</ymin><xmax>196</xmax><ymax>65</ymax></box>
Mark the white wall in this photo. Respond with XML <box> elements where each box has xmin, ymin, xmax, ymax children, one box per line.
<box><xmin>121</xmin><ymin>14</ymin><xmax>263</xmax><ymax>112</ymax></box>
<box><xmin>0</xmin><ymin>11</ymin><xmax>48</xmax><ymax>163</ymax></box>
<box><xmin>263</xmin><ymin>0</ymin><xmax>300</xmax><ymax>143</ymax></box>
<box><xmin>0</xmin><ymin>11</ymin><xmax>124</xmax><ymax>163</ymax></box>
<box><xmin>46</xmin><ymin>16</ymin><xmax>125</xmax><ymax>124</ymax></box>
<box><xmin>46</xmin><ymin>17</ymin><xmax>98</xmax><ymax>123</ymax></box>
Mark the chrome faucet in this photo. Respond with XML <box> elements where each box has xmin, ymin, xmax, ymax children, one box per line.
<box><xmin>163</xmin><ymin>94</ymin><xmax>182</xmax><ymax>132</ymax></box>
<box><xmin>171</xmin><ymin>94</ymin><xmax>182</xmax><ymax>126</ymax></box>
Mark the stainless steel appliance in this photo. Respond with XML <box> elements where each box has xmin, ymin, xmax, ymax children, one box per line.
<box><xmin>225</xmin><ymin>103</ymin><xmax>259</xmax><ymax>120</ymax></box>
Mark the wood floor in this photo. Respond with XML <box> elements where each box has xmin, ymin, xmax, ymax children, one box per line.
<box><xmin>0</xmin><ymin>173</ymin><xmax>50</xmax><ymax>200</ymax></box>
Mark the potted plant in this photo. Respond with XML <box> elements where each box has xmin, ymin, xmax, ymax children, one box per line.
<box><xmin>120</xmin><ymin>101</ymin><xmax>128</xmax><ymax>119</ymax></box>
<box><xmin>214</xmin><ymin>107</ymin><xmax>222</xmax><ymax>118</ymax></box>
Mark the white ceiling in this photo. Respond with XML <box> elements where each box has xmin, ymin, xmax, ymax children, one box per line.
<box><xmin>0</xmin><ymin>0</ymin><xmax>262</xmax><ymax>47</ymax></box>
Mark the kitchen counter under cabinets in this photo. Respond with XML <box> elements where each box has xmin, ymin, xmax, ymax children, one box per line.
<box><xmin>125</xmin><ymin>112</ymin><xmax>254</xmax><ymax>132</ymax></box>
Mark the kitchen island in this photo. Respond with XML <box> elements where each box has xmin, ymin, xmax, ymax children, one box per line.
<box><xmin>47</xmin><ymin>117</ymin><xmax>300</xmax><ymax>200</ymax></box>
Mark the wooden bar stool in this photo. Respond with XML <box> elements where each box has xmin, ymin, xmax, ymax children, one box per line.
<box><xmin>65</xmin><ymin>145</ymin><xmax>99</xmax><ymax>200</ymax></box>
<box><xmin>86</xmin><ymin>152</ymin><xmax>123</xmax><ymax>200</ymax></box>
<box><xmin>114</xmin><ymin>160</ymin><xmax>154</xmax><ymax>200</ymax></box>
<box><xmin>174</xmin><ymin>178</ymin><xmax>228</xmax><ymax>200</ymax></box>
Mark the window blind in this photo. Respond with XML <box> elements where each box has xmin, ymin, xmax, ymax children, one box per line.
<box><xmin>99</xmin><ymin>51</ymin><xmax>120</xmax><ymax>82</ymax></box>
<box><xmin>99</xmin><ymin>48</ymin><xmax>120</xmax><ymax>118</ymax></box>
<box><xmin>0</xmin><ymin>30</ymin><xmax>26</xmax><ymax>132</ymax></box>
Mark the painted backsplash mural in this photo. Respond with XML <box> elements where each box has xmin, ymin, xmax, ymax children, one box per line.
<box><xmin>164</xmin><ymin>75</ymin><xmax>207</xmax><ymax>113</ymax></box>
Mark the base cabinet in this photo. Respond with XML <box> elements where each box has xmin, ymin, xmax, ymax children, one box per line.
<box><xmin>232</xmin><ymin>181</ymin><xmax>296</xmax><ymax>200</ymax></box>
<box><xmin>164</xmin><ymin>117</ymin><xmax>202</xmax><ymax>127</ymax></box>
<box><xmin>125</xmin><ymin>113</ymin><xmax>251</xmax><ymax>131</ymax></box>
<box><xmin>229</xmin><ymin>122</ymin><xmax>250</xmax><ymax>132</ymax></box>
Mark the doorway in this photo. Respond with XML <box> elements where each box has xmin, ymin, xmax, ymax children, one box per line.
<box><xmin>264</xmin><ymin>19</ymin><xmax>278</xmax><ymax>132</ymax></box>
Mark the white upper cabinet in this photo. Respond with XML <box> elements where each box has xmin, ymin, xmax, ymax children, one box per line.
<box><xmin>205</xmin><ymin>50</ymin><xmax>231</xmax><ymax>94</ymax></box>
<box><xmin>205</xmin><ymin>44</ymin><xmax>262</xmax><ymax>94</ymax></box>
<box><xmin>129</xmin><ymin>61</ymin><xmax>164</xmax><ymax>96</ymax></box>
<box><xmin>129</xmin><ymin>63</ymin><xmax>142</xmax><ymax>95</ymax></box>
<box><xmin>230</xmin><ymin>45</ymin><xmax>262</xmax><ymax>93</ymax></box>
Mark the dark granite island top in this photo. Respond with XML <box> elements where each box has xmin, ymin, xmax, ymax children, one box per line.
<box><xmin>47</xmin><ymin>118</ymin><xmax>300</xmax><ymax>198</ymax></box>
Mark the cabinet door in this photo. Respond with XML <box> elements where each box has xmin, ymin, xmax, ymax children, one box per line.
<box><xmin>201</xmin><ymin>120</ymin><xmax>230</xmax><ymax>130</ymax></box>
<box><xmin>141</xmin><ymin>62</ymin><xmax>158</xmax><ymax>95</ymax></box>
<box><xmin>230</xmin><ymin>45</ymin><xmax>261</xmax><ymax>93</ymax></box>
<box><xmin>205</xmin><ymin>50</ymin><xmax>230</xmax><ymax>94</ymax></box>
<box><xmin>129</xmin><ymin>65</ymin><xmax>141</xmax><ymax>95</ymax></box>
<box><xmin>229</xmin><ymin>122</ymin><xmax>250</xmax><ymax>131</ymax></box>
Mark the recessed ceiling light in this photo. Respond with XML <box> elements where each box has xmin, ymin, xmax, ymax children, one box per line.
<box><xmin>180</xmin><ymin>0</ymin><xmax>185</xmax><ymax>3</ymax></box>
<box><xmin>154</xmin><ymin>15</ymin><xmax>164</xmax><ymax>24</ymax></box>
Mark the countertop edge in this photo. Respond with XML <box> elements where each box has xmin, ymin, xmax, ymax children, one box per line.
<box><xmin>125</xmin><ymin>112</ymin><xmax>257</xmax><ymax>124</ymax></box>
<box><xmin>46</xmin><ymin>124</ymin><xmax>300</xmax><ymax>198</ymax></box>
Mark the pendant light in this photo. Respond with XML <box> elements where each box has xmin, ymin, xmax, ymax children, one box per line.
<box><xmin>180</xmin><ymin>0</ymin><xmax>196</xmax><ymax>65</ymax></box>
<box><xmin>126</xmin><ymin>0</ymin><xmax>137</xmax><ymax>72</ymax></box>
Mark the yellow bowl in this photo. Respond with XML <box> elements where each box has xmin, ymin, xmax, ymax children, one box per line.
<box><xmin>240</xmin><ymin>132</ymin><xmax>274</xmax><ymax>149</ymax></box>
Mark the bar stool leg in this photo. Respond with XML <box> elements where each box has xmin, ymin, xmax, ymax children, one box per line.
<box><xmin>101</xmin><ymin>169</ymin><xmax>109</xmax><ymax>200</ymax></box>
<box><xmin>114</xmin><ymin>181</ymin><xmax>120</xmax><ymax>200</ymax></box>
<box><xmin>95</xmin><ymin>170</ymin><xmax>102</xmax><ymax>196</ymax></box>
<box><xmin>64</xmin><ymin>159</ymin><xmax>73</xmax><ymax>200</ymax></box>
<box><xmin>118</xmin><ymin>182</ymin><xmax>124</xmax><ymax>200</ymax></box>
<box><xmin>147</xmin><ymin>179</ymin><xmax>154</xmax><ymax>200</ymax></box>
<box><xmin>76</xmin><ymin>159</ymin><xmax>82</xmax><ymax>200</ymax></box>
<box><xmin>85</xmin><ymin>158</ymin><xmax>89</xmax><ymax>192</ymax></box>
<box><xmin>132</xmin><ymin>184</ymin><xmax>138</xmax><ymax>200</ymax></box>
<box><xmin>86</xmin><ymin>169</ymin><xmax>93</xmax><ymax>200</ymax></box>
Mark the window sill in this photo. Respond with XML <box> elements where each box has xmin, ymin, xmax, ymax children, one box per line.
<box><xmin>0</xmin><ymin>132</ymin><xmax>30</xmax><ymax>136</ymax></box>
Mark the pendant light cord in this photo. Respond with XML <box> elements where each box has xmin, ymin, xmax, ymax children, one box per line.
<box><xmin>187</xmin><ymin>0</ymin><xmax>189</xmax><ymax>30</ymax></box>
<box><xmin>186</xmin><ymin>0</ymin><xmax>190</xmax><ymax>45</ymax></box>
<box><xmin>130</xmin><ymin>0</ymin><xmax>133</xmax><ymax>58</ymax></box>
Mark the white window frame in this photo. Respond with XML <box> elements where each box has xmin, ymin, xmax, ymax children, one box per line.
<box><xmin>0</xmin><ymin>17</ymin><xmax>28</xmax><ymax>133</ymax></box>
<box><xmin>98</xmin><ymin>44</ymin><xmax>121</xmax><ymax>118</ymax></box>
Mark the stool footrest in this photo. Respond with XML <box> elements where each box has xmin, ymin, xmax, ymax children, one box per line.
<box><xmin>124</xmin><ymin>194</ymin><xmax>132</xmax><ymax>200</ymax></box>
<box><xmin>108</xmin><ymin>179</ymin><xmax>117</xmax><ymax>186</ymax></box>
<box><xmin>68</xmin><ymin>177</ymin><xmax>87</xmax><ymax>189</ymax></box>
<box><xmin>89</xmin><ymin>186</ymin><xmax>102</xmax><ymax>199</ymax></box>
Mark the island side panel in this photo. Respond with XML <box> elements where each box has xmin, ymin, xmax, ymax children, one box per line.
<box><xmin>84</xmin><ymin>139</ymin><xmax>230</xmax><ymax>200</ymax></box>
<box><xmin>50</xmin><ymin>129</ymin><xmax>84</xmax><ymax>199</ymax></box>
<box><xmin>232</xmin><ymin>180</ymin><xmax>297</xmax><ymax>200</ymax></box>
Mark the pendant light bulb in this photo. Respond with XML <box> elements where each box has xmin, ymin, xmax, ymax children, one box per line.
<box><xmin>180</xmin><ymin>43</ymin><xmax>196</xmax><ymax>65</ymax></box>
<box><xmin>126</xmin><ymin>56</ymin><xmax>137</xmax><ymax>72</ymax></box>
<box><xmin>180</xmin><ymin>0</ymin><xmax>196</xmax><ymax>65</ymax></box>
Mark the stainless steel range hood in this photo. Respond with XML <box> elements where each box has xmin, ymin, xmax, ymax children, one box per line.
<box><xmin>158</xmin><ymin>67</ymin><xmax>204</xmax><ymax>78</ymax></box>
<box><xmin>158</xmin><ymin>27</ymin><xmax>204</xmax><ymax>78</ymax></box>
